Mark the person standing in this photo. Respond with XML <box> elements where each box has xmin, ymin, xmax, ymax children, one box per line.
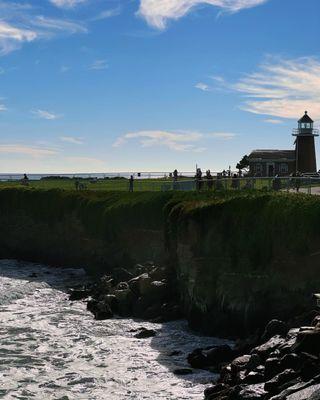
<box><xmin>129</xmin><ymin>175</ymin><xmax>134</xmax><ymax>192</ymax></box>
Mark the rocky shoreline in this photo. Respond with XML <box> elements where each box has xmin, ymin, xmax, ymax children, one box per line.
<box><xmin>193</xmin><ymin>311</ymin><xmax>320</xmax><ymax>399</ymax></box>
<box><xmin>68</xmin><ymin>263</ymin><xmax>320</xmax><ymax>400</ymax></box>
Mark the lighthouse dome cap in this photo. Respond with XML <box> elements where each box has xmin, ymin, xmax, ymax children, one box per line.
<box><xmin>298</xmin><ymin>111</ymin><xmax>314</xmax><ymax>123</ymax></box>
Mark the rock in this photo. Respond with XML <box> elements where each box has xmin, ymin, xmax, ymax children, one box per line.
<box><xmin>204</xmin><ymin>384</ymin><xmax>231</xmax><ymax>399</ymax></box>
<box><xmin>128</xmin><ymin>273</ymin><xmax>152</xmax><ymax>297</ymax></box>
<box><xmin>188</xmin><ymin>345</ymin><xmax>233</xmax><ymax>369</ymax></box>
<box><xmin>243</xmin><ymin>371</ymin><xmax>265</xmax><ymax>385</ymax></box>
<box><xmin>237</xmin><ymin>383</ymin><xmax>267</xmax><ymax>399</ymax></box>
<box><xmin>134</xmin><ymin>328</ymin><xmax>157</xmax><ymax>339</ymax></box>
<box><xmin>264</xmin><ymin>358</ymin><xmax>282</xmax><ymax>380</ymax></box>
<box><xmin>116</xmin><ymin>282</ymin><xmax>129</xmax><ymax>290</ymax></box>
<box><xmin>160</xmin><ymin>303</ymin><xmax>182</xmax><ymax>322</ymax></box>
<box><xmin>262</xmin><ymin>320</ymin><xmax>288</xmax><ymax>341</ymax></box>
<box><xmin>112</xmin><ymin>268</ymin><xmax>134</xmax><ymax>284</ymax></box>
<box><xmin>280</xmin><ymin>353</ymin><xmax>301</xmax><ymax>371</ymax></box>
<box><xmin>87</xmin><ymin>299</ymin><xmax>113</xmax><ymax>320</ymax></box>
<box><xmin>231</xmin><ymin>355</ymin><xmax>252</xmax><ymax>373</ymax></box>
<box><xmin>149</xmin><ymin>267</ymin><xmax>167</xmax><ymax>281</ymax></box>
<box><xmin>113</xmin><ymin>287</ymin><xmax>136</xmax><ymax>317</ymax></box>
<box><xmin>69</xmin><ymin>289</ymin><xmax>90</xmax><ymax>301</ymax></box>
<box><xmin>264</xmin><ymin>369</ymin><xmax>298</xmax><ymax>395</ymax></box>
<box><xmin>252</xmin><ymin>335</ymin><xmax>286</xmax><ymax>360</ymax></box>
<box><xmin>173</xmin><ymin>368</ymin><xmax>193</xmax><ymax>375</ymax></box>
<box><xmin>292</xmin><ymin>328</ymin><xmax>320</xmax><ymax>356</ymax></box>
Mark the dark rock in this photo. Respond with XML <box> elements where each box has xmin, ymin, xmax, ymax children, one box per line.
<box><xmin>231</xmin><ymin>355</ymin><xmax>252</xmax><ymax>373</ymax></box>
<box><xmin>69</xmin><ymin>289</ymin><xmax>90</xmax><ymax>301</ymax></box>
<box><xmin>173</xmin><ymin>368</ymin><xmax>193</xmax><ymax>375</ymax></box>
<box><xmin>160</xmin><ymin>303</ymin><xmax>182</xmax><ymax>322</ymax></box>
<box><xmin>134</xmin><ymin>329</ymin><xmax>157</xmax><ymax>339</ymax></box>
<box><xmin>292</xmin><ymin>328</ymin><xmax>320</xmax><ymax>356</ymax></box>
<box><xmin>116</xmin><ymin>281</ymin><xmax>129</xmax><ymax>290</ymax></box>
<box><xmin>188</xmin><ymin>344</ymin><xmax>234</xmax><ymax>369</ymax></box>
<box><xmin>113</xmin><ymin>287</ymin><xmax>136</xmax><ymax>316</ymax></box>
<box><xmin>289</xmin><ymin>310</ymin><xmax>319</xmax><ymax>329</ymax></box>
<box><xmin>86</xmin><ymin>299</ymin><xmax>113</xmax><ymax>320</ymax></box>
<box><xmin>280</xmin><ymin>353</ymin><xmax>301</xmax><ymax>371</ymax></box>
<box><xmin>112</xmin><ymin>268</ymin><xmax>134</xmax><ymax>284</ymax></box>
<box><xmin>262</xmin><ymin>320</ymin><xmax>288</xmax><ymax>341</ymax></box>
<box><xmin>29</xmin><ymin>272</ymin><xmax>38</xmax><ymax>278</ymax></box>
<box><xmin>264</xmin><ymin>369</ymin><xmax>298</xmax><ymax>395</ymax></box>
<box><xmin>264</xmin><ymin>358</ymin><xmax>282</xmax><ymax>381</ymax></box>
<box><xmin>204</xmin><ymin>384</ymin><xmax>229</xmax><ymax>398</ymax></box>
<box><xmin>243</xmin><ymin>371</ymin><xmax>265</xmax><ymax>385</ymax></box>
<box><xmin>237</xmin><ymin>383</ymin><xmax>267</xmax><ymax>399</ymax></box>
<box><xmin>149</xmin><ymin>267</ymin><xmax>167</xmax><ymax>281</ymax></box>
<box><xmin>252</xmin><ymin>335</ymin><xmax>286</xmax><ymax>360</ymax></box>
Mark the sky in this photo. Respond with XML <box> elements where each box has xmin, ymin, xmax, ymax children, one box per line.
<box><xmin>0</xmin><ymin>0</ymin><xmax>320</xmax><ymax>173</ymax></box>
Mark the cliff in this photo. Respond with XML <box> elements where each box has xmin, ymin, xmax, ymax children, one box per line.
<box><xmin>0</xmin><ymin>188</ymin><xmax>320</xmax><ymax>336</ymax></box>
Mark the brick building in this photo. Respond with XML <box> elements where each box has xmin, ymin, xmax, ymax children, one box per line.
<box><xmin>248</xmin><ymin>112</ymin><xmax>318</xmax><ymax>177</ymax></box>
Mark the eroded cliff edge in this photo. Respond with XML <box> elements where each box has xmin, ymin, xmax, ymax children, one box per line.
<box><xmin>0</xmin><ymin>188</ymin><xmax>320</xmax><ymax>337</ymax></box>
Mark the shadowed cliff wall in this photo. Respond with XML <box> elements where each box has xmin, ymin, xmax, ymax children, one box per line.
<box><xmin>1</xmin><ymin>188</ymin><xmax>320</xmax><ymax>336</ymax></box>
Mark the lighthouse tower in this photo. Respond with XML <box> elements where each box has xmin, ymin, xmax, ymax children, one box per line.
<box><xmin>292</xmin><ymin>111</ymin><xmax>319</xmax><ymax>173</ymax></box>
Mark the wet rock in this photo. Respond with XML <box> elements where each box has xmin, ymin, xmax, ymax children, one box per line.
<box><xmin>149</xmin><ymin>267</ymin><xmax>167</xmax><ymax>281</ymax></box>
<box><xmin>264</xmin><ymin>358</ymin><xmax>281</xmax><ymax>380</ymax></box>
<box><xmin>87</xmin><ymin>299</ymin><xmax>113</xmax><ymax>320</ymax></box>
<box><xmin>160</xmin><ymin>303</ymin><xmax>182</xmax><ymax>322</ymax></box>
<box><xmin>188</xmin><ymin>344</ymin><xmax>233</xmax><ymax>369</ymax></box>
<box><xmin>116</xmin><ymin>281</ymin><xmax>129</xmax><ymax>290</ymax></box>
<box><xmin>280</xmin><ymin>353</ymin><xmax>301</xmax><ymax>371</ymax></box>
<box><xmin>243</xmin><ymin>371</ymin><xmax>265</xmax><ymax>385</ymax></box>
<box><xmin>231</xmin><ymin>354</ymin><xmax>261</xmax><ymax>373</ymax></box>
<box><xmin>69</xmin><ymin>289</ymin><xmax>90</xmax><ymax>301</ymax></box>
<box><xmin>292</xmin><ymin>328</ymin><xmax>320</xmax><ymax>356</ymax></box>
<box><xmin>262</xmin><ymin>320</ymin><xmax>288</xmax><ymax>341</ymax></box>
<box><xmin>252</xmin><ymin>335</ymin><xmax>286</xmax><ymax>360</ymax></box>
<box><xmin>112</xmin><ymin>268</ymin><xmax>134</xmax><ymax>284</ymax></box>
<box><xmin>113</xmin><ymin>287</ymin><xmax>136</xmax><ymax>317</ymax></box>
<box><xmin>264</xmin><ymin>369</ymin><xmax>298</xmax><ymax>395</ymax></box>
<box><xmin>128</xmin><ymin>273</ymin><xmax>151</xmax><ymax>297</ymax></box>
<box><xmin>168</xmin><ymin>350</ymin><xmax>182</xmax><ymax>356</ymax></box>
<box><xmin>134</xmin><ymin>328</ymin><xmax>157</xmax><ymax>339</ymax></box>
<box><xmin>173</xmin><ymin>368</ymin><xmax>193</xmax><ymax>375</ymax></box>
<box><xmin>237</xmin><ymin>383</ymin><xmax>267</xmax><ymax>399</ymax></box>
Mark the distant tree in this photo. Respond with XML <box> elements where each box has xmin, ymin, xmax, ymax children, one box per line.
<box><xmin>236</xmin><ymin>155</ymin><xmax>249</xmax><ymax>173</ymax></box>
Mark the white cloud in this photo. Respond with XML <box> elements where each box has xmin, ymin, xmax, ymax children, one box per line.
<box><xmin>0</xmin><ymin>144</ymin><xmax>58</xmax><ymax>157</ymax></box>
<box><xmin>33</xmin><ymin>16</ymin><xmax>88</xmax><ymax>35</ymax></box>
<box><xmin>234</xmin><ymin>57</ymin><xmax>320</xmax><ymax>119</ymax></box>
<box><xmin>209</xmin><ymin>132</ymin><xmax>237</xmax><ymax>140</ymax></box>
<box><xmin>0</xmin><ymin>21</ymin><xmax>37</xmax><ymax>55</ymax></box>
<box><xmin>49</xmin><ymin>0</ymin><xmax>87</xmax><ymax>8</ymax></box>
<box><xmin>92</xmin><ymin>7</ymin><xmax>122</xmax><ymax>21</ymax></box>
<box><xmin>60</xmin><ymin>136</ymin><xmax>83</xmax><ymax>145</ymax></box>
<box><xmin>0</xmin><ymin>104</ymin><xmax>7</xmax><ymax>111</ymax></box>
<box><xmin>138</xmin><ymin>0</ymin><xmax>268</xmax><ymax>29</ymax></box>
<box><xmin>32</xmin><ymin>109</ymin><xmax>61</xmax><ymax>120</ymax></box>
<box><xmin>113</xmin><ymin>130</ymin><xmax>206</xmax><ymax>152</ymax></box>
<box><xmin>264</xmin><ymin>119</ymin><xmax>283</xmax><ymax>124</ymax></box>
<box><xmin>195</xmin><ymin>82</ymin><xmax>210</xmax><ymax>91</ymax></box>
<box><xmin>89</xmin><ymin>59</ymin><xmax>108</xmax><ymax>70</ymax></box>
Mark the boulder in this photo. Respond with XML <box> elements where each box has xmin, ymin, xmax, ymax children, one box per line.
<box><xmin>149</xmin><ymin>267</ymin><xmax>167</xmax><ymax>281</ymax></box>
<box><xmin>237</xmin><ymin>383</ymin><xmax>268</xmax><ymax>399</ymax></box>
<box><xmin>252</xmin><ymin>335</ymin><xmax>286</xmax><ymax>360</ymax></box>
<box><xmin>69</xmin><ymin>289</ymin><xmax>90</xmax><ymax>301</ymax></box>
<box><xmin>160</xmin><ymin>303</ymin><xmax>182</xmax><ymax>322</ymax></box>
<box><xmin>264</xmin><ymin>358</ymin><xmax>282</xmax><ymax>380</ymax></box>
<box><xmin>128</xmin><ymin>273</ymin><xmax>152</xmax><ymax>297</ymax></box>
<box><xmin>113</xmin><ymin>287</ymin><xmax>136</xmax><ymax>316</ymax></box>
<box><xmin>112</xmin><ymin>268</ymin><xmax>134</xmax><ymax>284</ymax></box>
<box><xmin>262</xmin><ymin>320</ymin><xmax>288</xmax><ymax>341</ymax></box>
<box><xmin>86</xmin><ymin>299</ymin><xmax>113</xmax><ymax>320</ymax></box>
<box><xmin>264</xmin><ymin>369</ymin><xmax>298</xmax><ymax>395</ymax></box>
<box><xmin>292</xmin><ymin>328</ymin><xmax>320</xmax><ymax>356</ymax></box>
<box><xmin>134</xmin><ymin>328</ymin><xmax>157</xmax><ymax>339</ymax></box>
<box><xmin>280</xmin><ymin>353</ymin><xmax>301</xmax><ymax>371</ymax></box>
<box><xmin>188</xmin><ymin>345</ymin><xmax>234</xmax><ymax>369</ymax></box>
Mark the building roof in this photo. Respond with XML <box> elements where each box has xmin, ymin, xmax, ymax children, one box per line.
<box><xmin>299</xmin><ymin>111</ymin><xmax>313</xmax><ymax>123</ymax></box>
<box><xmin>248</xmin><ymin>150</ymin><xmax>296</xmax><ymax>161</ymax></box>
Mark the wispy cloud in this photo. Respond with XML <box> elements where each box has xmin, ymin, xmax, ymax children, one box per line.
<box><xmin>209</xmin><ymin>132</ymin><xmax>237</xmax><ymax>140</ymax></box>
<box><xmin>113</xmin><ymin>130</ymin><xmax>207</xmax><ymax>152</ymax></box>
<box><xmin>264</xmin><ymin>119</ymin><xmax>283</xmax><ymax>124</ymax></box>
<box><xmin>0</xmin><ymin>144</ymin><xmax>58</xmax><ymax>157</ymax></box>
<box><xmin>195</xmin><ymin>82</ymin><xmax>211</xmax><ymax>92</ymax></box>
<box><xmin>91</xmin><ymin>7</ymin><xmax>122</xmax><ymax>21</ymax></box>
<box><xmin>234</xmin><ymin>56</ymin><xmax>320</xmax><ymax>119</ymax></box>
<box><xmin>32</xmin><ymin>109</ymin><xmax>61</xmax><ymax>120</ymax></box>
<box><xmin>0</xmin><ymin>21</ymin><xmax>37</xmax><ymax>55</ymax></box>
<box><xmin>60</xmin><ymin>136</ymin><xmax>83</xmax><ymax>145</ymax></box>
<box><xmin>33</xmin><ymin>16</ymin><xmax>88</xmax><ymax>35</ymax></box>
<box><xmin>138</xmin><ymin>0</ymin><xmax>269</xmax><ymax>29</ymax></box>
<box><xmin>49</xmin><ymin>0</ymin><xmax>87</xmax><ymax>8</ymax></box>
<box><xmin>89</xmin><ymin>59</ymin><xmax>108</xmax><ymax>70</ymax></box>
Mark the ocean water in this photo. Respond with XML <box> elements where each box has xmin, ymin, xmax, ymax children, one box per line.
<box><xmin>0</xmin><ymin>260</ymin><xmax>228</xmax><ymax>400</ymax></box>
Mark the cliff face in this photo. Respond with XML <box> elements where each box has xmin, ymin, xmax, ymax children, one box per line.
<box><xmin>1</xmin><ymin>188</ymin><xmax>320</xmax><ymax>336</ymax></box>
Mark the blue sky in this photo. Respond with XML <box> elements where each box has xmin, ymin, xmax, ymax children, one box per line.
<box><xmin>0</xmin><ymin>0</ymin><xmax>320</xmax><ymax>173</ymax></box>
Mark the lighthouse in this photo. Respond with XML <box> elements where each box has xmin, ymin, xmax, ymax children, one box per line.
<box><xmin>292</xmin><ymin>111</ymin><xmax>319</xmax><ymax>174</ymax></box>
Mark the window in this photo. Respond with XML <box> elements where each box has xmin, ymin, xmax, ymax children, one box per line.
<box><xmin>255</xmin><ymin>163</ymin><xmax>262</xmax><ymax>173</ymax></box>
<box><xmin>280</xmin><ymin>163</ymin><xmax>288</xmax><ymax>174</ymax></box>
